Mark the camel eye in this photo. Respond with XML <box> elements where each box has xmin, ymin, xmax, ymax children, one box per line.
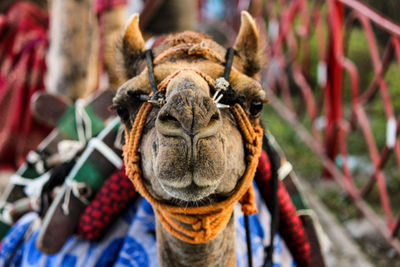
<box><xmin>116</xmin><ymin>106</ymin><xmax>130</xmax><ymax>122</ymax></box>
<box><xmin>250</xmin><ymin>100</ymin><xmax>263</xmax><ymax>117</ymax></box>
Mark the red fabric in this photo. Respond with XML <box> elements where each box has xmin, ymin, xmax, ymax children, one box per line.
<box><xmin>0</xmin><ymin>2</ymin><xmax>51</xmax><ymax>170</ymax></box>
<box><xmin>0</xmin><ymin>0</ymin><xmax>127</xmax><ymax>170</ymax></box>
<box><xmin>255</xmin><ymin>151</ymin><xmax>311</xmax><ymax>267</ymax></box>
<box><xmin>77</xmin><ymin>167</ymin><xmax>136</xmax><ymax>240</ymax></box>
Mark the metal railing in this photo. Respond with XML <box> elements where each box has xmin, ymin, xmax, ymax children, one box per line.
<box><xmin>258</xmin><ymin>0</ymin><xmax>400</xmax><ymax>253</ymax></box>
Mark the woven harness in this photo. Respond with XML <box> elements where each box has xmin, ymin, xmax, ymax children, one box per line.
<box><xmin>123</xmin><ymin>45</ymin><xmax>263</xmax><ymax>245</ymax></box>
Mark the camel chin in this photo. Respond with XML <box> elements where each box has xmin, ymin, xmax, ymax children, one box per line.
<box><xmin>161</xmin><ymin>182</ymin><xmax>219</xmax><ymax>202</ymax></box>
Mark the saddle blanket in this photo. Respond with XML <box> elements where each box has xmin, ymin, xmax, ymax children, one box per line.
<box><xmin>0</xmin><ymin>184</ymin><xmax>296</xmax><ymax>267</ymax></box>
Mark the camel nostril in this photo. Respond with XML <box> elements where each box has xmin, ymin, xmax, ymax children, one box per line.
<box><xmin>156</xmin><ymin>111</ymin><xmax>184</xmax><ymax>138</ymax></box>
<box><xmin>116</xmin><ymin>106</ymin><xmax>130</xmax><ymax>123</ymax></box>
<box><xmin>210</xmin><ymin>113</ymin><xmax>219</xmax><ymax>122</ymax></box>
<box><xmin>157</xmin><ymin>112</ymin><xmax>182</xmax><ymax>131</ymax></box>
<box><xmin>159</xmin><ymin>113</ymin><xmax>178</xmax><ymax>123</ymax></box>
<box><xmin>208</xmin><ymin>112</ymin><xmax>220</xmax><ymax>126</ymax></box>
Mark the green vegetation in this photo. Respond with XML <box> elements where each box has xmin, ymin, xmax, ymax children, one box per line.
<box><xmin>261</xmin><ymin>105</ymin><xmax>321</xmax><ymax>180</ymax></box>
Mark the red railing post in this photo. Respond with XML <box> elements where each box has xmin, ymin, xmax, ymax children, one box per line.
<box><xmin>324</xmin><ymin>0</ymin><xmax>344</xmax><ymax>178</ymax></box>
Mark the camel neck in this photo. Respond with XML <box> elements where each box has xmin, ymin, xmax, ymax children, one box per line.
<box><xmin>155</xmin><ymin>213</ymin><xmax>236</xmax><ymax>267</ymax></box>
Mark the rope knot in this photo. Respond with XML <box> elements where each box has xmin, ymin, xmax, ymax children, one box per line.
<box><xmin>246</xmin><ymin>143</ymin><xmax>258</xmax><ymax>156</ymax></box>
<box><xmin>130</xmin><ymin>155</ymin><xmax>140</xmax><ymax>164</ymax></box>
<box><xmin>239</xmin><ymin>185</ymin><xmax>258</xmax><ymax>216</ymax></box>
<box><xmin>192</xmin><ymin>219</ymin><xmax>202</xmax><ymax>230</ymax></box>
<box><xmin>202</xmin><ymin>216</ymin><xmax>210</xmax><ymax>229</ymax></box>
<box><xmin>188</xmin><ymin>42</ymin><xmax>207</xmax><ymax>56</ymax></box>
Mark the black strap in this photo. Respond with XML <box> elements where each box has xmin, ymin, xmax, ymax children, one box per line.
<box><xmin>145</xmin><ymin>49</ymin><xmax>159</xmax><ymax>95</ymax></box>
<box><xmin>223</xmin><ymin>46</ymin><xmax>253</xmax><ymax>267</ymax></box>
<box><xmin>39</xmin><ymin>159</ymin><xmax>76</xmax><ymax>217</ymax></box>
<box><xmin>263</xmin><ymin>134</ymin><xmax>279</xmax><ymax>267</ymax></box>
<box><xmin>218</xmin><ymin>48</ymin><xmax>245</xmax><ymax>107</ymax></box>
<box><xmin>244</xmin><ymin>214</ymin><xmax>253</xmax><ymax>267</ymax></box>
<box><xmin>224</xmin><ymin>47</ymin><xmax>235</xmax><ymax>80</ymax></box>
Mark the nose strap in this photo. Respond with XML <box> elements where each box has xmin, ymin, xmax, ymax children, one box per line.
<box><xmin>157</xmin><ymin>69</ymin><xmax>217</xmax><ymax>93</ymax></box>
<box><xmin>223</xmin><ymin>47</ymin><xmax>235</xmax><ymax>80</ymax></box>
<box><xmin>144</xmin><ymin>49</ymin><xmax>165</xmax><ymax>107</ymax></box>
<box><xmin>144</xmin><ymin>46</ymin><xmax>241</xmax><ymax>108</ymax></box>
<box><xmin>145</xmin><ymin>49</ymin><xmax>158</xmax><ymax>95</ymax></box>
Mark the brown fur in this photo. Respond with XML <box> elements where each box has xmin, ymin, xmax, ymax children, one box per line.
<box><xmin>119</xmin><ymin>14</ymin><xmax>146</xmax><ymax>80</ymax></box>
<box><xmin>156</xmin><ymin>215</ymin><xmax>236</xmax><ymax>267</ymax></box>
<box><xmin>233</xmin><ymin>12</ymin><xmax>264</xmax><ymax>77</ymax></box>
<box><xmin>114</xmin><ymin>12</ymin><xmax>266</xmax><ymax>266</ymax></box>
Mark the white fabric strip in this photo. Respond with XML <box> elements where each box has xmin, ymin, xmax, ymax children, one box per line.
<box><xmin>88</xmin><ymin>138</ymin><xmax>123</xmax><ymax>169</ymax></box>
<box><xmin>10</xmin><ymin>174</ymin><xmax>35</xmax><ymax>186</ymax></box>
<box><xmin>63</xmin><ymin>117</ymin><xmax>121</xmax><ymax>184</ymax></box>
<box><xmin>23</xmin><ymin>172</ymin><xmax>52</xmax><ymax>198</ymax></box>
<box><xmin>278</xmin><ymin>160</ymin><xmax>293</xmax><ymax>180</ymax></box>
<box><xmin>61</xmin><ymin>118</ymin><xmax>122</xmax><ymax>215</ymax></box>
<box><xmin>75</xmin><ymin>99</ymin><xmax>92</xmax><ymax>143</ymax></box>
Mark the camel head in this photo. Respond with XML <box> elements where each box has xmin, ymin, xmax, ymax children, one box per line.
<box><xmin>114</xmin><ymin>11</ymin><xmax>266</xmax><ymax>206</ymax></box>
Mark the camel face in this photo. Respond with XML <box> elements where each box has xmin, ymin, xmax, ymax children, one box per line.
<box><xmin>145</xmin><ymin>70</ymin><xmax>246</xmax><ymax>202</ymax></box>
<box><xmin>114</xmin><ymin>12</ymin><xmax>266</xmax><ymax>205</ymax></box>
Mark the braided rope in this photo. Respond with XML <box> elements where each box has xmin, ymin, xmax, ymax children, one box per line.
<box><xmin>157</xmin><ymin>68</ymin><xmax>216</xmax><ymax>92</ymax></box>
<box><xmin>153</xmin><ymin>42</ymin><xmax>225</xmax><ymax>65</ymax></box>
<box><xmin>123</xmin><ymin>102</ymin><xmax>263</xmax><ymax>244</ymax></box>
<box><xmin>137</xmin><ymin>42</ymin><xmax>225</xmax><ymax>88</ymax></box>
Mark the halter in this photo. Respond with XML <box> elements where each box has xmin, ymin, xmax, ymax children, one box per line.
<box><xmin>123</xmin><ymin>44</ymin><xmax>263</xmax><ymax>264</ymax></box>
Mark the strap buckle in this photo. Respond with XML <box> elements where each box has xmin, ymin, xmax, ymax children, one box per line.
<box><xmin>147</xmin><ymin>92</ymin><xmax>166</xmax><ymax>107</ymax></box>
<box><xmin>213</xmin><ymin>77</ymin><xmax>230</xmax><ymax>108</ymax></box>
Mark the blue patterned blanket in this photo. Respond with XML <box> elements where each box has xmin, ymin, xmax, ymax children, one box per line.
<box><xmin>0</xmin><ymin>185</ymin><xmax>296</xmax><ymax>267</ymax></box>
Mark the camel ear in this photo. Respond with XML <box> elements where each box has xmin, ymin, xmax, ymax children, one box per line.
<box><xmin>123</xmin><ymin>13</ymin><xmax>145</xmax><ymax>54</ymax></box>
<box><xmin>234</xmin><ymin>11</ymin><xmax>262</xmax><ymax>76</ymax></box>
<box><xmin>120</xmin><ymin>14</ymin><xmax>145</xmax><ymax>77</ymax></box>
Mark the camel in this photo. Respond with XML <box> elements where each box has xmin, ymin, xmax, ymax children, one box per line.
<box><xmin>113</xmin><ymin>11</ymin><xmax>267</xmax><ymax>266</ymax></box>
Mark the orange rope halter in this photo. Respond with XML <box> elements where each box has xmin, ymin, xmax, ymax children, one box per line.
<box><xmin>123</xmin><ymin>43</ymin><xmax>263</xmax><ymax>244</ymax></box>
<box><xmin>124</xmin><ymin>102</ymin><xmax>262</xmax><ymax>243</ymax></box>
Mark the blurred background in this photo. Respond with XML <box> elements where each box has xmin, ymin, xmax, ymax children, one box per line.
<box><xmin>1</xmin><ymin>0</ymin><xmax>400</xmax><ymax>266</ymax></box>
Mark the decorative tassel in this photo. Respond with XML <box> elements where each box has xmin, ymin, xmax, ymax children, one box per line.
<box><xmin>239</xmin><ymin>184</ymin><xmax>258</xmax><ymax>215</ymax></box>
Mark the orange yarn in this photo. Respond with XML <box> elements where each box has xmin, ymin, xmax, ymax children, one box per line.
<box><xmin>123</xmin><ymin>102</ymin><xmax>263</xmax><ymax>244</ymax></box>
<box><xmin>153</xmin><ymin>42</ymin><xmax>225</xmax><ymax>65</ymax></box>
<box><xmin>157</xmin><ymin>68</ymin><xmax>216</xmax><ymax>92</ymax></box>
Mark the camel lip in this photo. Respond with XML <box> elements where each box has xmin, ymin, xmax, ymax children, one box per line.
<box><xmin>161</xmin><ymin>182</ymin><xmax>218</xmax><ymax>202</ymax></box>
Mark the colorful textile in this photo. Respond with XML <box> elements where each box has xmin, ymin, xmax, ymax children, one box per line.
<box><xmin>0</xmin><ymin>184</ymin><xmax>296</xmax><ymax>267</ymax></box>
<box><xmin>78</xmin><ymin>167</ymin><xmax>136</xmax><ymax>240</ymax></box>
<box><xmin>255</xmin><ymin>151</ymin><xmax>311</xmax><ymax>266</ymax></box>
<box><xmin>0</xmin><ymin>0</ymin><xmax>126</xmax><ymax>170</ymax></box>
<box><xmin>0</xmin><ymin>2</ymin><xmax>51</xmax><ymax>170</ymax></box>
